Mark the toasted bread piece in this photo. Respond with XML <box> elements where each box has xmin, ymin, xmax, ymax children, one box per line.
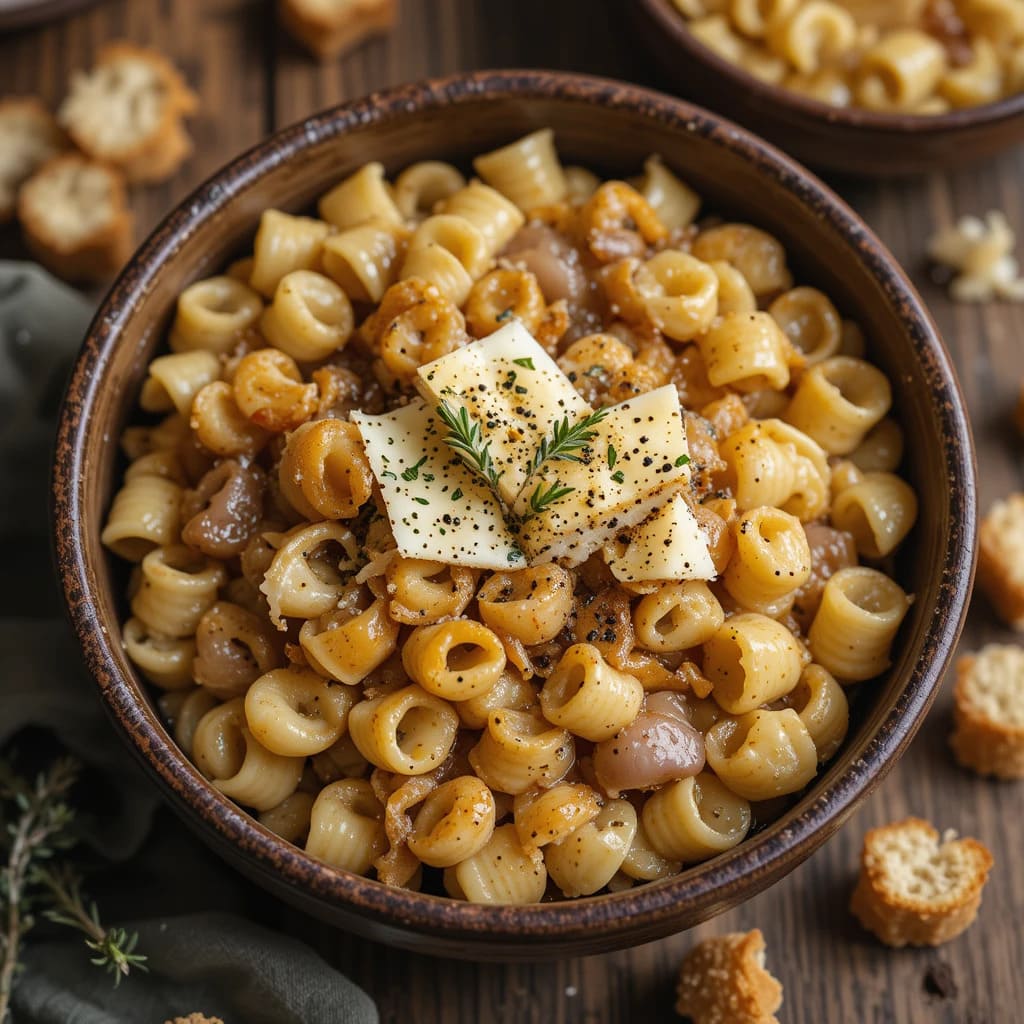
<box><xmin>18</xmin><ymin>153</ymin><xmax>133</xmax><ymax>283</ymax></box>
<box><xmin>280</xmin><ymin>0</ymin><xmax>396</xmax><ymax>60</ymax></box>
<box><xmin>675</xmin><ymin>929</ymin><xmax>782</xmax><ymax>1024</ymax></box>
<box><xmin>977</xmin><ymin>493</ymin><xmax>1024</xmax><ymax>629</ymax></box>
<box><xmin>59</xmin><ymin>42</ymin><xmax>198</xmax><ymax>184</ymax></box>
<box><xmin>951</xmin><ymin>644</ymin><xmax>1024</xmax><ymax>778</ymax></box>
<box><xmin>0</xmin><ymin>97</ymin><xmax>65</xmax><ymax>223</ymax></box>
<box><xmin>850</xmin><ymin>817</ymin><xmax>993</xmax><ymax>948</ymax></box>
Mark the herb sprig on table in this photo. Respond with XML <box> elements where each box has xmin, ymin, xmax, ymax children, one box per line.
<box><xmin>0</xmin><ymin>756</ymin><xmax>147</xmax><ymax>1022</ymax></box>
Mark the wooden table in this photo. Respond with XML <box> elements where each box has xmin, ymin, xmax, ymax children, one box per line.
<box><xmin>3</xmin><ymin>2</ymin><xmax>1022</xmax><ymax>1020</ymax></box>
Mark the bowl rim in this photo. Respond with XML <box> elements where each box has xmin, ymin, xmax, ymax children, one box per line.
<box><xmin>53</xmin><ymin>68</ymin><xmax>977</xmax><ymax>945</ymax></box>
<box><xmin>635</xmin><ymin>0</ymin><xmax>1024</xmax><ymax>134</ymax></box>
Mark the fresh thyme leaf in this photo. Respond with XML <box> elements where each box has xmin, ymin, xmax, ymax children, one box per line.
<box><xmin>521</xmin><ymin>480</ymin><xmax>576</xmax><ymax>521</ymax></box>
<box><xmin>412</xmin><ymin>496</ymin><xmax>430</xmax><ymax>505</ymax></box>
<box><xmin>435</xmin><ymin>401</ymin><xmax>503</xmax><ymax>494</ymax></box>
<box><xmin>674</xmin><ymin>453</ymin><xmax>691</xmax><ymax>467</ymax></box>
<box><xmin>611</xmin><ymin>470</ymin><xmax>625</xmax><ymax>484</ymax></box>
<box><xmin>401</xmin><ymin>456</ymin><xmax>428</xmax><ymax>481</ymax></box>
<box><xmin>607</xmin><ymin>444</ymin><xmax>617</xmax><ymax>470</ymax></box>
<box><xmin>512</xmin><ymin>357</ymin><xmax>535</xmax><ymax>369</ymax></box>
<box><xmin>451</xmin><ymin>488</ymin><xmax>464</xmax><ymax>501</ymax></box>
<box><xmin>529</xmin><ymin>407</ymin><xmax>611</xmax><ymax>476</ymax></box>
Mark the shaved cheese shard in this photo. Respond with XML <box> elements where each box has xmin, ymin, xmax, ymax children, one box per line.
<box><xmin>513</xmin><ymin>385</ymin><xmax>690</xmax><ymax>565</ymax></box>
<box><xmin>606</xmin><ymin>493</ymin><xmax>716</xmax><ymax>583</ymax></box>
<box><xmin>352</xmin><ymin>400</ymin><xmax>526</xmax><ymax>570</ymax></box>
<box><xmin>415</xmin><ymin>320</ymin><xmax>590</xmax><ymax>505</ymax></box>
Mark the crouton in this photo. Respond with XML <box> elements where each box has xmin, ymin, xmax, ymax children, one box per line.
<box><xmin>280</xmin><ymin>0</ymin><xmax>396</xmax><ymax>61</ymax></box>
<box><xmin>850</xmin><ymin>817</ymin><xmax>993</xmax><ymax>947</ymax></box>
<box><xmin>675</xmin><ymin>929</ymin><xmax>782</xmax><ymax>1024</ymax></box>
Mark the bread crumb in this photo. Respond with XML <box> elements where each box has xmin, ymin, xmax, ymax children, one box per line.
<box><xmin>977</xmin><ymin>494</ymin><xmax>1024</xmax><ymax>630</ymax></box>
<box><xmin>59</xmin><ymin>41</ymin><xmax>197</xmax><ymax>184</ymax></box>
<box><xmin>850</xmin><ymin>817</ymin><xmax>993</xmax><ymax>947</ymax></box>
<box><xmin>951</xmin><ymin>644</ymin><xmax>1024</xmax><ymax>778</ymax></box>
<box><xmin>280</xmin><ymin>0</ymin><xmax>396</xmax><ymax>61</ymax></box>
<box><xmin>0</xmin><ymin>98</ymin><xmax>65</xmax><ymax>223</ymax></box>
<box><xmin>164</xmin><ymin>1015</ymin><xmax>225</xmax><ymax>1024</ymax></box>
<box><xmin>18</xmin><ymin>153</ymin><xmax>133</xmax><ymax>283</ymax></box>
<box><xmin>928</xmin><ymin>211</ymin><xmax>1024</xmax><ymax>302</ymax></box>
<box><xmin>675</xmin><ymin>929</ymin><xmax>782</xmax><ymax>1023</ymax></box>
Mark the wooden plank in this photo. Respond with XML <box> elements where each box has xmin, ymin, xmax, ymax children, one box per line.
<box><xmin>1</xmin><ymin>1</ymin><xmax>1022</xmax><ymax>1019</ymax></box>
<box><xmin>0</xmin><ymin>0</ymin><xmax>269</xmax><ymax>250</ymax></box>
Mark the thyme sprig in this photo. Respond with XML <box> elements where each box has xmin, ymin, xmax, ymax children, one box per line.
<box><xmin>528</xmin><ymin>407</ymin><xmax>611</xmax><ymax>476</ymax></box>
<box><xmin>520</xmin><ymin>481</ymin><xmax>576</xmax><ymax>522</ymax></box>
<box><xmin>32</xmin><ymin>864</ymin><xmax>147</xmax><ymax>986</ymax></box>
<box><xmin>0</xmin><ymin>756</ymin><xmax>146</xmax><ymax>1022</ymax></box>
<box><xmin>435</xmin><ymin>401</ymin><xmax>503</xmax><ymax>495</ymax></box>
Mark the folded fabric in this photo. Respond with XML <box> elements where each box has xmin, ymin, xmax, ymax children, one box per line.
<box><xmin>13</xmin><ymin>913</ymin><xmax>379</xmax><ymax>1024</ymax></box>
<box><xmin>0</xmin><ymin>261</ymin><xmax>377</xmax><ymax>1024</ymax></box>
<box><xmin>0</xmin><ymin>263</ymin><xmax>94</xmax><ymax>538</ymax></box>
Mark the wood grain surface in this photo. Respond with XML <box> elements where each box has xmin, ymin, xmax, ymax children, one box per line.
<box><xmin>2</xmin><ymin>2</ymin><xmax>1022</xmax><ymax>1021</ymax></box>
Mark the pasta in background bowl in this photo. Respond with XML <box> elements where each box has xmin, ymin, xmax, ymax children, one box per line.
<box><xmin>54</xmin><ymin>71</ymin><xmax>975</xmax><ymax>959</ymax></box>
<box><xmin>632</xmin><ymin>0</ymin><xmax>1024</xmax><ymax>176</ymax></box>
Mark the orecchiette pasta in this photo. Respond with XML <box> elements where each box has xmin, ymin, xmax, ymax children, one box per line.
<box><xmin>703</xmin><ymin>612</ymin><xmax>809</xmax><ymax>714</ymax></box>
<box><xmin>722</xmin><ymin>506</ymin><xmax>812</xmax><ymax>617</ymax></box>
<box><xmin>122</xmin><ymin>617</ymin><xmax>195</xmax><ymax>690</ymax></box>
<box><xmin>318</xmin><ymin>162</ymin><xmax>404</xmax><ymax>230</ymax></box>
<box><xmin>278</xmin><ymin>419</ymin><xmax>373</xmax><ymax>522</ymax></box>
<box><xmin>321</xmin><ymin>221</ymin><xmax>408</xmax><ymax>304</ymax></box>
<box><xmin>402</xmin><ymin>619</ymin><xmax>507</xmax><ymax>701</ymax></box>
<box><xmin>444</xmin><ymin>824</ymin><xmax>546</xmax><ymax>904</ymax></box>
<box><xmin>306</xmin><ymin>778</ymin><xmax>387</xmax><ymax>873</ymax></box>
<box><xmin>784</xmin><ymin>356</ymin><xmax>891</xmax><ymax>455</ymax></box>
<box><xmin>671</xmin><ymin>0</ymin><xmax>1018</xmax><ymax>114</ymax></box>
<box><xmin>642</xmin><ymin>771</ymin><xmax>752</xmax><ymax>862</ymax></box>
<box><xmin>512</xmin><ymin>783</ymin><xmax>603</xmax><ymax>851</ymax></box>
<box><xmin>101</xmin><ymin>472</ymin><xmax>182</xmax><ymax>561</ymax></box>
<box><xmin>808</xmin><ymin>567</ymin><xmax>913</xmax><ymax>681</ymax></box>
<box><xmin>140</xmin><ymin>350</ymin><xmax>221</xmax><ymax>416</ymax></box>
<box><xmin>244</xmin><ymin>667</ymin><xmax>356</xmax><ymax>756</ymax></box>
<box><xmin>169</xmin><ymin>276</ymin><xmax>263</xmax><ymax>355</ymax></box>
<box><xmin>468</xmin><ymin>709</ymin><xmax>574</xmax><ymax>794</ymax></box>
<box><xmin>545</xmin><ymin>799</ymin><xmax>638</xmax><ymax>897</ymax></box>
<box><xmin>130</xmin><ymin>545</ymin><xmax>226</xmax><ymax>638</ymax></box>
<box><xmin>539</xmin><ymin>644</ymin><xmax>645</xmax><ymax>742</ymax></box>
<box><xmin>260</xmin><ymin>269</ymin><xmax>354</xmax><ymax>361</ymax></box>
<box><xmin>393</xmin><ymin>161</ymin><xmax>466</xmax><ymax>220</ymax></box>
<box><xmin>473</xmin><ymin>128</ymin><xmax>567</xmax><ymax>212</ymax></box>
<box><xmin>249</xmin><ymin>209</ymin><xmax>330</xmax><ymax>298</ymax></box>
<box><xmin>830</xmin><ymin>471</ymin><xmax>918</xmax><ymax>558</ymax></box>
<box><xmin>407</xmin><ymin>776</ymin><xmax>496</xmax><ymax>867</ymax></box>
<box><xmin>192</xmin><ymin>698</ymin><xmax>304</xmax><ymax>811</ymax></box>
<box><xmin>704</xmin><ymin>708</ymin><xmax>818</xmax><ymax>800</ymax></box>
<box><xmin>348</xmin><ymin>684</ymin><xmax>460</xmax><ymax>775</ymax></box>
<box><xmin>107</xmin><ymin>132</ymin><xmax>916</xmax><ymax>905</ymax></box>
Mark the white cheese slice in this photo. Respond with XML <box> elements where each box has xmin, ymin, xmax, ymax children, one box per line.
<box><xmin>606</xmin><ymin>493</ymin><xmax>716</xmax><ymax>582</ymax></box>
<box><xmin>415</xmin><ymin>321</ymin><xmax>590</xmax><ymax>506</ymax></box>
<box><xmin>352</xmin><ymin>400</ymin><xmax>526</xmax><ymax>570</ymax></box>
<box><xmin>512</xmin><ymin>385</ymin><xmax>690</xmax><ymax>565</ymax></box>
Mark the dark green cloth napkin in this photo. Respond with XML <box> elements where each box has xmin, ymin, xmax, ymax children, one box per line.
<box><xmin>0</xmin><ymin>262</ymin><xmax>378</xmax><ymax>1024</ymax></box>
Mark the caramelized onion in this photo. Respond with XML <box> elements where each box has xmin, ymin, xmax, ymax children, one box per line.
<box><xmin>181</xmin><ymin>459</ymin><xmax>265</xmax><ymax>558</ymax></box>
<box><xmin>593</xmin><ymin>700</ymin><xmax>705</xmax><ymax>797</ymax></box>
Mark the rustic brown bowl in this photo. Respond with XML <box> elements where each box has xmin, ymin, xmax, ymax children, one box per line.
<box><xmin>54</xmin><ymin>70</ymin><xmax>976</xmax><ymax>960</ymax></box>
<box><xmin>632</xmin><ymin>0</ymin><xmax>1024</xmax><ymax>177</ymax></box>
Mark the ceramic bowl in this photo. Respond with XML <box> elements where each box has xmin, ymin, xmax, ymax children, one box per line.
<box><xmin>53</xmin><ymin>70</ymin><xmax>976</xmax><ymax>959</ymax></box>
<box><xmin>632</xmin><ymin>0</ymin><xmax>1024</xmax><ymax>177</ymax></box>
